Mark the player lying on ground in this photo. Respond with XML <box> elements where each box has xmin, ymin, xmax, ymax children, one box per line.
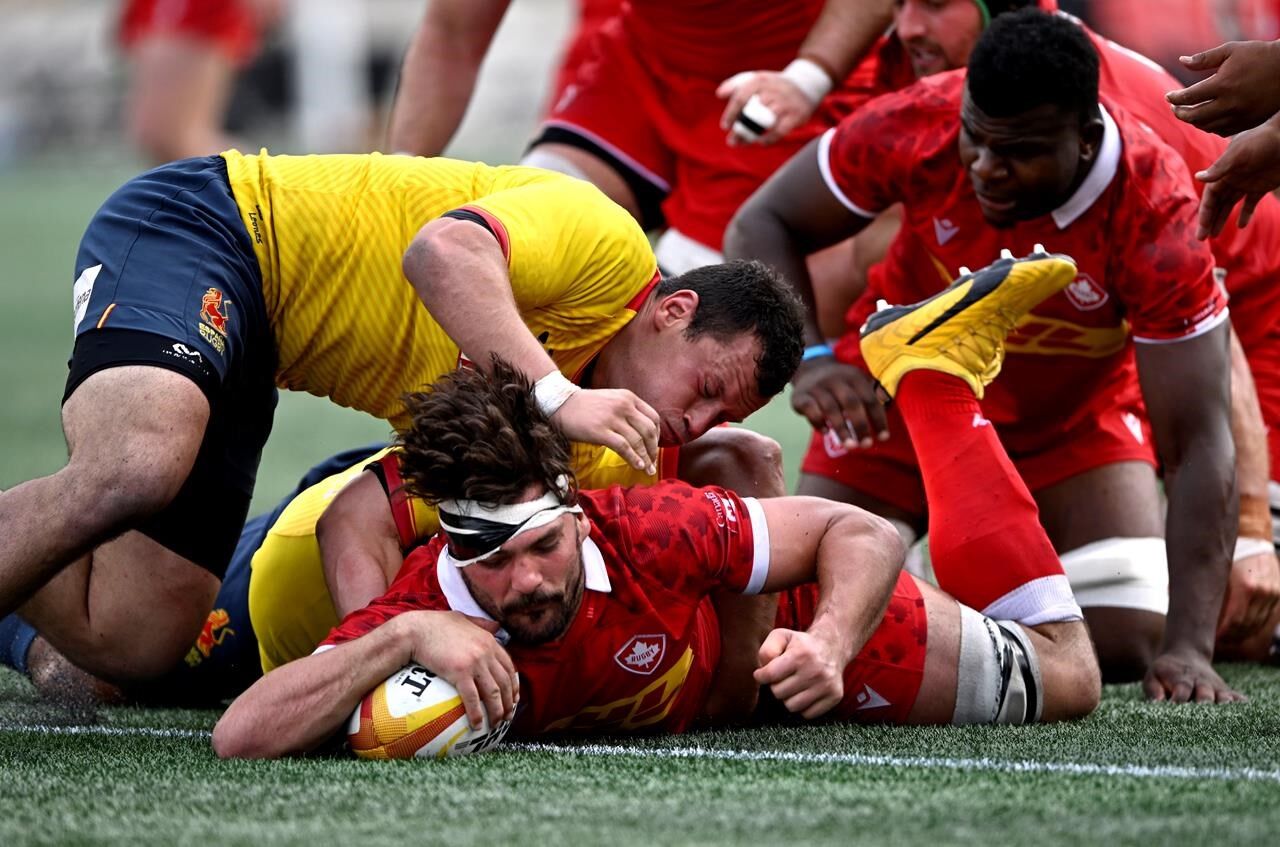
<box><xmin>0</xmin><ymin>149</ymin><xmax>804</xmax><ymax>695</ymax></box>
<box><xmin>729</xmin><ymin>8</ymin><xmax>1243</xmax><ymax>701</ymax></box>
<box><xmin>212</xmin><ymin>252</ymin><xmax>1102</xmax><ymax>759</ymax></box>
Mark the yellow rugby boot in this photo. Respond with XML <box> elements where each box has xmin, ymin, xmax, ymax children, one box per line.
<box><xmin>859</xmin><ymin>249</ymin><xmax>1077</xmax><ymax>399</ymax></box>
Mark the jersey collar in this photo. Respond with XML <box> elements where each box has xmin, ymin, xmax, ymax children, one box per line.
<box><xmin>435</xmin><ymin>535</ymin><xmax>614</xmax><ymax>641</ymax></box>
<box><xmin>1051</xmin><ymin>103</ymin><xmax>1120</xmax><ymax>230</ymax></box>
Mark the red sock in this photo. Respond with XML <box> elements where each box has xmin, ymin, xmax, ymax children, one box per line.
<box><xmin>895</xmin><ymin>370</ymin><xmax>1065</xmax><ymax>616</ymax></box>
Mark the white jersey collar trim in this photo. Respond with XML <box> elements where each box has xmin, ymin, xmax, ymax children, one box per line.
<box><xmin>1051</xmin><ymin>103</ymin><xmax>1121</xmax><ymax>229</ymax></box>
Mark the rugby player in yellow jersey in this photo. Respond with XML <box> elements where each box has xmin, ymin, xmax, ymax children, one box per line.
<box><xmin>0</xmin><ymin>151</ymin><xmax>804</xmax><ymax>689</ymax></box>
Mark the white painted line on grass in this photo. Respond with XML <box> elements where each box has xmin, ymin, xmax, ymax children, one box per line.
<box><xmin>508</xmin><ymin>742</ymin><xmax>1280</xmax><ymax>785</ymax></box>
<box><xmin>4</xmin><ymin>724</ymin><xmax>211</xmax><ymax>740</ymax></box>
<box><xmin>7</xmin><ymin>724</ymin><xmax>1279</xmax><ymax>784</ymax></box>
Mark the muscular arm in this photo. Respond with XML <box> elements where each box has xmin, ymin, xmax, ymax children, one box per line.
<box><xmin>213</xmin><ymin>616</ymin><xmax>413</xmax><ymax>758</ymax></box>
<box><xmin>1135</xmin><ymin>321</ymin><xmax>1241</xmax><ymax>702</ymax></box>
<box><xmin>797</xmin><ymin>0</ymin><xmax>893</xmax><ymax>81</ymax></box>
<box><xmin>750</xmin><ymin>496</ymin><xmax>905</xmax><ymax>717</ymax></box>
<box><xmin>725</xmin><ymin>141</ymin><xmax>886</xmax><ymax>445</ymax></box>
<box><xmin>317</xmin><ymin>471</ymin><xmax>405</xmax><ymax>619</ymax></box>
<box><xmin>386</xmin><ymin>0</ymin><xmax>510</xmax><ymax>156</ymax></box>
<box><xmin>726</xmin><ymin>138</ymin><xmax>870</xmax><ymax>347</ymax></box>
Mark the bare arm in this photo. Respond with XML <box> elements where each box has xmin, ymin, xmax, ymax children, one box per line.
<box><xmin>1135</xmin><ymin>321</ymin><xmax>1243</xmax><ymax>703</ymax></box>
<box><xmin>213</xmin><ymin>610</ymin><xmax>516</xmax><ymax>759</ymax></box>
<box><xmin>718</xmin><ymin>0</ymin><xmax>894</xmax><ymax>144</ymax></box>
<box><xmin>403</xmin><ymin>216</ymin><xmax>659</xmax><ymax>472</ymax></box>
<box><xmin>386</xmin><ymin>0</ymin><xmax>511</xmax><ymax>156</ymax></box>
<box><xmin>725</xmin><ymin>140</ymin><xmax>887</xmax><ymax>446</ymax></box>
<box><xmin>751</xmin><ymin>496</ymin><xmax>906</xmax><ymax>718</ymax></box>
<box><xmin>1219</xmin><ymin>328</ymin><xmax>1280</xmax><ymax>642</ymax></box>
<box><xmin>317</xmin><ymin>471</ymin><xmax>406</xmax><ymax>619</ymax></box>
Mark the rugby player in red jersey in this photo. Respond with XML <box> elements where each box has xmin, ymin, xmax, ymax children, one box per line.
<box><xmin>728</xmin><ymin>9</ymin><xmax>1244</xmax><ymax>701</ymax></box>
<box><xmin>212</xmin><ymin>253</ymin><xmax>1103</xmax><ymax>758</ymax></box>
<box><xmin>795</xmin><ymin>0</ymin><xmax>1280</xmax><ymax>660</ymax></box>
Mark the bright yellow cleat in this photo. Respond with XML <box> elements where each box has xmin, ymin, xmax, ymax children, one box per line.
<box><xmin>859</xmin><ymin>250</ymin><xmax>1077</xmax><ymax>399</ymax></box>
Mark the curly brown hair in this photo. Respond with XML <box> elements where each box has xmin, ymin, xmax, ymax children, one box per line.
<box><xmin>396</xmin><ymin>357</ymin><xmax>578</xmax><ymax>507</ymax></box>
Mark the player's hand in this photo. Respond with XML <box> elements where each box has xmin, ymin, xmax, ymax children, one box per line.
<box><xmin>717</xmin><ymin>70</ymin><xmax>818</xmax><ymax>146</ymax></box>
<box><xmin>753</xmin><ymin>627</ymin><xmax>849</xmax><ymax>719</ymax></box>
<box><xmin>1167</xmin><ymin>40</ymin><xmax>1280</xmax><ymax>136</ymax></box>
<box><xmin>1193</xmin><ymin>115</ymin><xmax>1280</xmax><ymax>239</ymax></box>
<box><xmin>790</xmin><ymin>357</ymin><xmax>889</xmax><ymax>448</ymax></box>
<box><xmin>1217</xmin><ymin>549</ymin><xmax>1280</xmax><ymax>643</ymax></box>
<box><xmin>397</xmin><ymin>610</ymin><xmax>519</xmax><ymax>730</ymax></box>
<box><xmin>1141</xmin><ymin>645</ymin><xmax>1246</xmax><ymax>704</ymax></box>
<box><xmin>553</xmin><ymin>388</ymin><xmax>660</xmax><ymax>475</ymax></box>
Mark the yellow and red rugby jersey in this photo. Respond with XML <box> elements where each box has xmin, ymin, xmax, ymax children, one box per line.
<box><xmin>220</xmin><ymin>150</ymin><xmax>658</xmax><ymax>430</ymax></box>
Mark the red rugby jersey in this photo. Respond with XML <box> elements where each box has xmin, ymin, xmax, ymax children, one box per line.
<box><xmin>840</xmin><ymin>9</ymin><xmax>1280</xmax><ymax>352</ymax></box>
<box><xmin>820</xmin><ymin>72</ymin><xmax>1226</xmax><ymax>445</ymax></box>
<box><xmin>321</xmin><ymin>481</ymin><xmax>770</xmax><ymax>736</ymax></box>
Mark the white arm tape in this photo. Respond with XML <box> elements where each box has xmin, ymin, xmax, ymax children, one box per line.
<box><xmin>533</xmin><ymin>370</ymin><xmax>580</xmax><ymax>418</ymax></box>
<box><xmin>1234</xmin><ymin>536</ymin><xmax>1275</xmax><ymax>562</ymax></box>
<box><xmin>783</xmin><ymin>58</ymin><xmax>834</xmax><ymax>104</ymax></box>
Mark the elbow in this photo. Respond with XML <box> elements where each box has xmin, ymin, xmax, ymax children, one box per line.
<box><xmin>846</xmin><ymin>509</ymin><xmax>906</xmax><ymax>572</ymax></box>
<box><xmin>724</xmin><ymin>201</ymin><xmax>770</xmax><ymax>261</ymax></box>
<box><xmin>211</xmin><ymin>715</ymin><xmax>259</xmax><ymax>760</ymax></box>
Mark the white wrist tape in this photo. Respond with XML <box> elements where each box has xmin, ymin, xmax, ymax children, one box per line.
<box><xmin>533</xmin><ymin>370</ymin><xmax>580</xmax><ymax>418</ymax></box>
<box><xmin>782</xmin><ymin>58</ymin><xmax>833</xmax><ymax>105</ymax></box>
<box><xmin>1234</xmin><ymin>536</ymin><xmax>1275</xmax><ymax>562</ymax></box>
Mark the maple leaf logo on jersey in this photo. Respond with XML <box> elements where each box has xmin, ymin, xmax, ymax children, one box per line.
<box><xmin>1063</xmin><ymin>273</ymin><xmax>1109</xmax><ymax>312</ymax></box>
<box><xmin>614</xmin><ymin>633</ymin><xmax>667</xmax><ymax>675</ymax></box>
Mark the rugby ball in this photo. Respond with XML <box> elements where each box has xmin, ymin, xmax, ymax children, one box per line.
<box><xmin>347</xmin><ymin>663</ymin><xmax>511</xmax><ymax>759</ymax></box>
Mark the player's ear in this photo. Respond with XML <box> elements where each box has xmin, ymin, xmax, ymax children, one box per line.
<box><xmin>1077</xmin><ymin>112</ymin><xmax>1105</xmax><ymax>165</ymax></box>
<box><xmin>654</xmin><ymin>289</ymin><xmax>700</xmax><ymax>332</ymax></box>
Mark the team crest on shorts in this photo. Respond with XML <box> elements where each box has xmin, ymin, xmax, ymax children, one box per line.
<box><xmin>199</xmin><ymin>287</ymin><xmax>233</xmax><ymax>336</ymax></box>
<box><xmin>615</xmin><ymin>634</ymin><xmax>667</xmax><ymax>675</ymax></box>
<box><xmin>1063</xmin><ymin>273</ymin><xmax>1109</xmax><ymax>311</ymax></box>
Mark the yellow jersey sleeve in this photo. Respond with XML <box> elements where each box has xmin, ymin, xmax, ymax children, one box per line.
<box><xmin>456</xmin><ymin>176</ymin><xmax>659</xmax><ymax>379</ymax></box>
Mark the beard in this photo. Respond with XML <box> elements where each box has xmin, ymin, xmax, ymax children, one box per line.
<box><xmin>465</xmin><ymin>537</ymin><xmax>586</xmax><ymax>645</ymax></box>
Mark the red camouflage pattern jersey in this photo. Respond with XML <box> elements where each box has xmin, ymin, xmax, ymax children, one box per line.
<box><xmin>842</xmin><ymin>8</ymin><xmax>1280</xmax><ymax>351</ymax></box>
<box><xmin>821</xmin><ymin>71</ymin><xmax>1227</xmax><ymax>449</ymax></box>
<box><xmin>320</xmin><ymin>481</ymin><xmax>771</xmax><ymax>736</ymax></box>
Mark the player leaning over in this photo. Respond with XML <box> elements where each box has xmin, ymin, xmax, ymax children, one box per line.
<box><xmin>0</xmin><ymin>151</ymin><xmax>803</xmax><ymax>691</ymax></box>
<box><xmin>213</xmin><ymin>252</ymin><xmax>1101</xmax><ymax>759</ymax></box>
<box><xmin>728</xmin><ymin>9</ymin><xmax>1241</xmax><ymax>702</ymax></box>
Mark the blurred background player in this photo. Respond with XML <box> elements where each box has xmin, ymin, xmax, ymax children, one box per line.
<box><xmin>385</xmin><ymin>0</ymin><xmax>894</xmax><ymax>275</ymax></box>
<box><xmin>117</xmin><ymin>0</ymin><xmax>285</xmax><ymax>163</ymax></box>
<box><xmin>729</xmin><ymin>9</ymin><xmax>1243</xmax><ymax>701</ymax></box>
<box><xmin>212</xmin><ymin>256</ymin><xmax>1103</xmax><ymax>757</ymax></box>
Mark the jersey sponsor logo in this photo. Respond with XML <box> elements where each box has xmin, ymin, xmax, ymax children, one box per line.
<box><xmin>1004</xmin><ymin>315</ymin><xmax>1128</xmax><ymax>358</ymax></box>
<box><xmin>932</xmin><ymin>217</ymin><xmax>959</xmax><ymax>245</ymax></box>
<box><xmin>72</xmin><ymin>264</ymin><xmax>102</xmax><ymax>332</ymax></box>
<box><xmin>199</xmin><ymin>287</ymin><xmax>233</xmax><ymax>336</ymax></box>
<box><xmin>615</xmin><ymin>633</ymin><xmax>667</xmax><ymax>675</ymax></box>
<box><xmin>184</xmin><ymin>608</ymin><xmax>234</xmax><ymax>668</ymax></box>
<box><xmin>546</xmin><ymin>647</ymin><xmax>693</xmax><ymax>732</ymax></box>
<box><xmin>853</xmin><ymin>684</ymin><xmax>890</xmax><ymax>711</ymax></box>
<box><xmin>1122</xmin><ymin>411</ymin><xmax>1145</xmax><ymax>445</ymax></box>
<box><xmin>972</xmin><ymin>412</ymin><xmax>990</xmax><ymax>429</ymax></box>
<box><xmin>702</xmin><ymin>491</ymin><xmax>740</xmax><ymax>531</ymax></box>
<box><xmin>1063</xmin><ymin>273</ymin><xmax>1109</xmax><ymax>312</ymax></box>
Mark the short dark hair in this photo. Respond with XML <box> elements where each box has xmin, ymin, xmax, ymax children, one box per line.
<box><xmin>983</xmin><ymin>0</ymin><xmax>1040</xmax><ymax>18</ymax></box>
<box><xmin>396</xmin><ymin>357</ymin><xmax>577</xmax><ymax>507</ymax></box>
<box><xmin>656</xmin><ymin>259</ymin><xmax>804</xmax><ymax>399</ymax></box>
<box><xmin>967</xmin><ymin>7</ymin><xmax>1099</xmax><ymax>121</ymax></box>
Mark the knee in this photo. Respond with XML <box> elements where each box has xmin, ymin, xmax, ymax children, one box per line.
<box><xmin>1033</xmin><ymin>620</ymin><xmax>1102</xmax><ymax>721</ymax></box>
<box><xmin>680</xmin><ymin>427</ymin><xmax>785</xmax><ymax>497</ymax></box>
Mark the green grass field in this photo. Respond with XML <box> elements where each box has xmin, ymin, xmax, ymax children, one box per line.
<box><xmin>1</xmin><ymin>158</ymin><xmax>1279</xmax><ymax>845</ymax></box>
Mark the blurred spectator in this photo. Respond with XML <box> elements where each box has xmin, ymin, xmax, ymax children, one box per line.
<box><xmin>119</xmin><ymin>0</ymin><xmax>285</xmax><ymax>163</ymax></box>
